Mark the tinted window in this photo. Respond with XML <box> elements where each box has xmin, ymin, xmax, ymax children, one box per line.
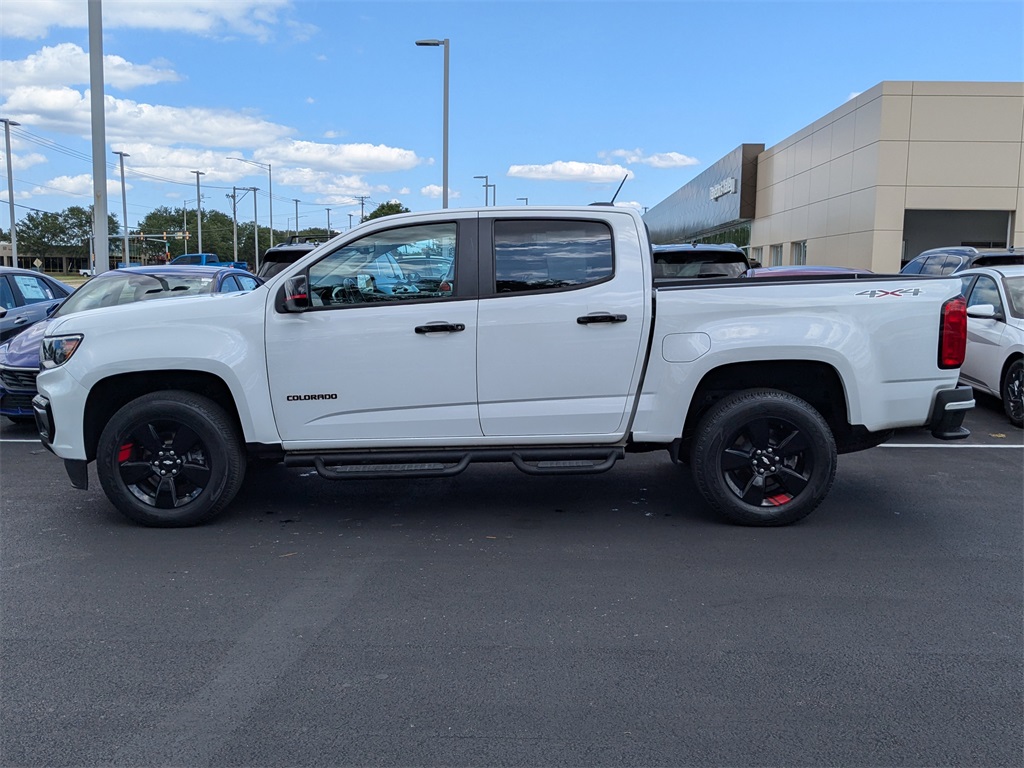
<box><xmin>308</xmin><ymin>222</ymin><xmax>457</xmax><ymax>307</ymax></box>
<box><xmin>967</xmin><ymin>275</ymin><xmax>1003</xmax><ymax>314</ymax></box>
<box><xmin>901</xmin><ymin>257</ymin><xmax>924</xmax><ymax>274</ymax></box>
<box><xmin>919</xmin><ymin>256</ymin><xmax>948</xmax><ymax>275</ymax></box>
<box><xmin>220</xmin><ymin>276</ymin><xmax>242</xmax><ymax>293</ymax></box>
<box><xmin>0</xmin><ymin>277</ymin><xmax>14</xmax><ymax>309</ymax></box>
<box><xmin>236</xmin><ymin>275</ymin><xmax>259</xmax><ymax>291</ymax></box>
<box><xmin>493</xmin><ymin>219</ymin><xmax>612</xmax><ymax>293</ymax></box>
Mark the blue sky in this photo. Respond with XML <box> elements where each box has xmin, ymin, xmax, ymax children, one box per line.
<box><xmin>1</xmin><ymin>0</ymin><xmax>1022</xmax><ymax>237</ymax></box>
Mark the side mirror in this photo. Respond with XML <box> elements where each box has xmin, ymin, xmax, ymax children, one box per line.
<box><xmin>966</xmin><ymin>303</ymin><xmax>1000</xmax><ymax>320</ymax></box>
<box><xmin>280</xmin><ymin>274</ymin><xmax>311</xmax><ymax>312</ymax></box>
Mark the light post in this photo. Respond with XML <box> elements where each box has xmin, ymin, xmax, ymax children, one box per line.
<box><xmin>2</xmin><ymin>118</ymin><xmax>20</xmax><ymax>267</ymax></box>
<box><xmin>326</xmin><ymin>208</ymin><xmax>331</xmax><ymax>238</ymax></box>
<box><xmin>250</xmin><ymin>187</ymin><xmax>259</xmax><ymax>269</ymax></box>
<box><xmin>227</xmin><ymin>156</ymin><xmax>272</xmax><ymax>247</ymax></box>
<box><xmin>517</xmin><ymin>197</ymin><xmax>529</xmax><ymax>205</ymax></box>
<box><xmin>113</xmin><ymin>150</ymin><xmax>130</xmax><ymax>266</ymax></box>
<box><xmin>415</xmin><ymin>38</ymin><xmax>449</xmax><ymax>208</ymax></box>
<box><xmin>487</xmin><ymin>183</ymin><xmax>496</xmax><ymax>206</ymax></box>
<box><xmin>293</xmin><ymin>199</ymin><xmax>300</xmax><ymax>237</ymax></box>
<box><xmin>191</xmin><ymin>170</ymin><xmax>205</xmax><ymax>252</ymax></box>
<box><xmin>473</xmin><ymin>175</ymin><xmax>489</xmax><ymax>206</ymax></box>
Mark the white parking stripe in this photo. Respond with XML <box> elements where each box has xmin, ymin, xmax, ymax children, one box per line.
<box><xmin>881</xmin><ymin>443</ymin><xmax>1023</xmax><ymax>448</ymax></box>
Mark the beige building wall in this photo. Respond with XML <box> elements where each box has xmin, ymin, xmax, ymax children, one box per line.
<box><xmin>750</xmin><ymin>81</ymin><xmax>1024</xmax><ymax>272</ymax></box>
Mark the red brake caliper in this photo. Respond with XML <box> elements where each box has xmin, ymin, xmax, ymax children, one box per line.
<box><xmin>118</xmin><ymin>443</ymin><xmax>134</xmax><ymax>463</ymax></box>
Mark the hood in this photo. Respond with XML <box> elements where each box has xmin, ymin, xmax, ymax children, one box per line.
<box><xmin>1</xmin><ymin>318</ymin><xmax>48</xmax><ymax>368</ymax></box>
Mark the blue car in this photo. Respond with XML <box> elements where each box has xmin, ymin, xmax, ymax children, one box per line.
<box><xmin>0</xmin><ymin>266</ymin><xmax>73</xmax><ymax>343</ymax></box>
<box><xmin>0</xmin><ymin>265</ymin><xmax>262</xmax><ymax>424</ymax></box>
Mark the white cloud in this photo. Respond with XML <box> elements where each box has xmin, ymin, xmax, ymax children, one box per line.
<box><xmin>0</xmin><ymin>44</ymin><xmax>180</xmax><ymax>96</ymax></box>
<box><xmin>2</xmin><ymin>85</ymin><xmax>294</xmax><ymax>147</ymax></box>
<box><xmin>27</xmin><ymin>174</ymin><xmax>124</xmax><ymax>199</ymax></box>
<box><xmin>421</xmin><ymin>184</ymin><xmax>443</xmax><ymax>199</ymax></box>
<box><xmin>507</xmin><ymin>161</ymin><xmax>633</xmax><ymax>184</ymax></box>
<box><xmin>264</xmin><ymin>140</ymin><xmax>422</xmax><ymax>174</ymax></box>
<box><xmin>1</xmin><ymin>0</ymin><xmax>300</xmax><ymax>43</ymax></box>
<box><xmin>601</xmin><ymin>148</ymin><xmax>699</xmax><ymax>169</ymax></box>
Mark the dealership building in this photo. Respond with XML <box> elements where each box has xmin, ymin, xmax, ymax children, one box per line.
<box><xmin>643</xmin><ymin>81</ymin><xmax>1024</xmax><ymax>271</ymax></box>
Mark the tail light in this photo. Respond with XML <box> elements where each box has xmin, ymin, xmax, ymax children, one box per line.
<box><xmin>938</xmin><ymin>295</ymin><xmax>967</xmax><ymax>369</ymax></box>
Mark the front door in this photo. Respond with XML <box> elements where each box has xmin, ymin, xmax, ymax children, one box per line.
<box><xmin>265</xmin><ymin>216</ymin><xmax>481</xmax><ymax>446</ymax></box>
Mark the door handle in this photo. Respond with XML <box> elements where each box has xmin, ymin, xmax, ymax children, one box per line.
<box><xmin>576</xmin><ymin>313</ymin><xmax>627</xmax><ymax>325</ymax></box>
<box><xmin>415</xmin><ymin>322</ymin><xmax>466</xmax><ymax>334</ymax></box>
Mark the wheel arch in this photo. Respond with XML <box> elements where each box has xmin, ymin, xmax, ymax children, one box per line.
<box><xmin>82</xmin><ymin>371</ymin><xmax>243</xmax><ymax>462</ymax></box>
<box><xmin>680</xmin><ymin>360</ymin><xmax>861</xmax><ymax>451</ymax></box>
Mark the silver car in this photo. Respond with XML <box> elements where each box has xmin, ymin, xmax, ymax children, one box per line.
<box><xmin>958</xmin><ymin>264</ymin><xmax>1024</xmax><ymax>427</ymax></box>
<box><xmin>0</xmin><ymin>266</ymin><xmax>73</xmax><ymax>342</ymax></box>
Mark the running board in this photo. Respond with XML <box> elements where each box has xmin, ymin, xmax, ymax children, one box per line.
<box><xmin>283</xmin><ymin>447</ymin><xmax>625</xmax><ymax>480</ymax></box>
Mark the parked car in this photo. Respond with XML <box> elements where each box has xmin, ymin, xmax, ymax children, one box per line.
<box><xmin>0</xmin><ymin>267</ymin><xmax>73</xmax><ymax>343</ymax></box>
<box><xmin>743</xmin><ymin>266</ymin><xmax>876</xmax><ymax>278</ymax></box>
<box><xmin>900</xmin><ymin>246</ymin><xmax>1024</xmax><ymax>276</ymax></box>
<box><xmin>168</xmin><ymin>252</ymin><xmax>249</xmax><ymax>270</ymax></box>
<box><xmin>956</xmin><ymin>264</ymin><xmax>1024</xmax><ymax>427</ymax></box>
<box><xmin>0</xmin><ymin>265</ymin><xmax>262</xmax><ymax>424</ymax></box>
<box><xmin>257</xmin><ymin>237</ymin><xmax>325</xmax><ymax>279</ymax></box>
<box><xmin>652</xmin><ymin>243</ymin><xmax>751</xmax><ymax>279</ymax></box>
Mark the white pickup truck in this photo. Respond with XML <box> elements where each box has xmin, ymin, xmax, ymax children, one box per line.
<box><xmin>33</xmin><ymin>205</ymin><xmax>973</xmax><ymax>528</ymax></box>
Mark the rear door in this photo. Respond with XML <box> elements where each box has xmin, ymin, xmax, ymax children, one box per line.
<box><xmin>475</xmin><ymin>211</ymin><xmax>650</xmax><ymax>438</ymax></box>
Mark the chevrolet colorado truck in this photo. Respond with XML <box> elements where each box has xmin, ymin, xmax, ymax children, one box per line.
<box><xmin>32</xmin><ymin>206</ymin><xmax>973</xmax><ymax>528</ymax></box>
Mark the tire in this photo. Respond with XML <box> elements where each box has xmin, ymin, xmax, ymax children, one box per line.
<box><xmin>691</xmin><ymin>389</ymin><xmax>837</xmax><ymax>526</ymax></box>
<box><xmin>1002</xmin><ymin>359</ymin><xmax>1024</xmax><ymax>428</ymax></box>
<box><xmin>96</xmin><ymin>391</ymin><xmax>246</xmax><ymax>527</ymax></box>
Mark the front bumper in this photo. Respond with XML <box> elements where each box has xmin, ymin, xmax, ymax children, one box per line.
<box><xmin>928</xmin><ymin>384</ymin><xmax>974</xmax><ymax>440</ymax></box>
<box><xmin>0</xmin><ymin>365</ymin><xmax>39</xmax><ymax>418</ymax></box>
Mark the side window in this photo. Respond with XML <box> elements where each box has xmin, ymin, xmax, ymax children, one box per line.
<box><xmin>12</xmin><ymin>275</ymin><xmax>59</xmax><ymax>304</ymax></box>
<box><xmin>220</xmin><ymin>276</ymin><xmax>242</xmax><ymax>293</ymax></box>
<box><xmin>236</xmin><ymin>276</ymin><xmax>259</xmax><ymax>291</ymax></box>
<box><xmin>493</xmin><ymin>219</ymin><xmax>612</xmax><ymax>294</ymax></box>
<box><xmin>308</xmin><ymin>222</ymin><xmax>457</xmax><ymax>307</ymax></box>
<box><xmin>0</xmin><ymin>277</ymin><xmax>14</xmax><ymax>309</ymax></box>
<box><xmin>902</xmin><ymin>257</ymin><xmax>923</xmax><ymax>274</ymax></box>
<box><xmin>919</xmin><ymin>256</ymin><xmax>945</xmax><ymax>275</ymax></box>
<box><xmin>967</xmin><ymin>275</ymin><xmax>1003</xmax><ymax>315</ymax></box>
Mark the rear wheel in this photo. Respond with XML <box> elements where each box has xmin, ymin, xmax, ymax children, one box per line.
<box><xmin>691</xmin><ymin>389</ymin><xmax>837</xmax><ymax>526</ymax></box>
<box><xmin>96</xmin><ymin>391</ymin><xmax>245</xmax><ymax>527</ymax></box>
<box><xmin>1002</xmin><ymin>359</ymin><xmax>1023</xmax><ymax>428</ymax></box>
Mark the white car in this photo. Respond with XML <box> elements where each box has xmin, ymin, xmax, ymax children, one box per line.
<box><xmin>958</xmin><ymin>265</ymin><xmax>1024</xmax><ymax>427</ymax></box>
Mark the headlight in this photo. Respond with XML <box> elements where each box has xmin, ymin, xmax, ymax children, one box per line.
<box><xmin>41</xmin><ymin>334</ymin><xmax>83</xmax><ymax>367</ymax></box>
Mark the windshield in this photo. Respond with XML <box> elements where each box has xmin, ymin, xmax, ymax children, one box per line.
<box><xmin>1004</xmin><ymin>276</ymin><xmax>1024</xmax><ymax>319</ymax></box>
<box><xmin>53</xmin><ymin>272</ymin><xmax>217</xmax><ymax>317</ymax></box>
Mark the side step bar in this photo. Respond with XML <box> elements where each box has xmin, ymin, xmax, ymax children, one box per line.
<box><xmin>283</xmin><ymin>447</ymin><xmax>625</xmax><ymax>480</ymax></box>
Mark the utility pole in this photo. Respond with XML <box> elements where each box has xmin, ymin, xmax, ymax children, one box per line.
<box><xmin>1</xmin><ymin>118</ymin><xmax>20</xmax><ymax>268</ymax></box>
<box><xmin>192</xmin><ymin>170</ymin><xmax>205</xmax><ymax>252</ymax></box>
<box><xmin>228</xmin><ymin>188</ymin><xmax>238</xmax><ymax>261</ymax></box>
<box><xmin>355</xmin><ymin>196</ymin><xmax>369</xmax><ymax>222</ymax></box>
<box><xmin>325</xmin><ymin>208</ymin><xmax>331</xmax><ymax>239</ymax></box>
<box><xmin>292</xmin><ymin>199</ymin><xmax>300</xmax><ymax>237</ymax></box>
<box><xmin>251</xmin><ymin>187</ymin><xmax>259</xmax><ymax>270</ymax></box>
<box><xmin>88</xmin><ymin>0</ymin><xmax>109</xmax><ymax>273</ymax></box>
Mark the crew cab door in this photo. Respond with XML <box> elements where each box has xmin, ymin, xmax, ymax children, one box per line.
<box><xmin>475</xmin><ymin>212</ymin><xmax>650</xmax><ymax>437</ymax></box>
<box><xmin>265</xmin><ymin>216</ymin><xmax>480</xmax><ymax>445</ymax></box>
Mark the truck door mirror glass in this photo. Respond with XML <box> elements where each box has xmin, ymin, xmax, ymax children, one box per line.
<box><xmin>281</xmin><ymin>275</ymin><xmax>311</xmax><ymax>312</ymax></box>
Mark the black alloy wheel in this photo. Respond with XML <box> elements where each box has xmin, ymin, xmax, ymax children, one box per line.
<box><xmin>97</xmin><ymin>391</ymin><xmax>245</xmax><ymax>527</ymax></box>
<box><xmin>1002</xmin><ymin>359</ymin><xmax>1024</xmax><ymax>428</ymax></box>
<box><xmin>692</xmin><ymin>389</ymin><xmax>837</xmax><ymax>526</ymax></box>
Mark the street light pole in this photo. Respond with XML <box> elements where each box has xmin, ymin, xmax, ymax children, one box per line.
<box><xmin>326</xmin><ymin>208</ymin><xmax>331</xmax><ymax>239</ymax></box>
<box><xmin>192</xmin><ymin>170</ymin><xmax>205</xmax><ymax>252</ymax></box>
<box><xmin>251</xmin><ymin>187</ymin><xmax>259</xmax><ymax>270</ymax></box>
<box><xmin>1</xmin><ymin>118</ymin><xmax>20</xmax><ymax>268</ymax></box>
<box><xmin>416</xmin><ymin>38</ymin><xmax>449</xmax><ymax>208</ymax></box>
<box><xmin>113</xmin><ymin>150</ymin><xmax>130</xmax><ymax>266</ymax></box>
<box><xmin>473</xmin><ymin>175</ymin><xmax>489</xmax><ymax>206</ymax></box>
<box><xmin>293</xmin><ymin>199</ymin><xmax>300</xmax><ymax>237</ymax></box>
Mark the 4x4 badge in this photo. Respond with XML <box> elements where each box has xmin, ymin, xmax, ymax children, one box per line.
<box><xmin>856</xmin><ymin>288</ymin><xmax>923</xmax><ymax>298</ymax></box>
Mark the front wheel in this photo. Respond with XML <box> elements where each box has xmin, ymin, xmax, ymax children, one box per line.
<box><xmin>691</xmin><ymin>389</ymin><xmax>837</xmax><ymax>526</ymax></box>
<box><xmin>1002</xmin><ymin>359</ymin><xmax>1023</xmax><ymax>428</ymax></box>
<box><xmin>96</xmin><ymin>391</ymin><xmax>246</xmax><ymax>527</ymax></box>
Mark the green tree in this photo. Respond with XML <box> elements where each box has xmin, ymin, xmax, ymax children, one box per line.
<box><xmin>364</xmin><ymin>201</ymin><xmax>410</xmax><ymax>221</ymax></box>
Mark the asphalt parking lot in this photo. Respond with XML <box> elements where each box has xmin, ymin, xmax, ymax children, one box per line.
<box><xmin>1</xmin><ymin>396</ymin><xmax>1021</xmax><ymax>767</ymax></box>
